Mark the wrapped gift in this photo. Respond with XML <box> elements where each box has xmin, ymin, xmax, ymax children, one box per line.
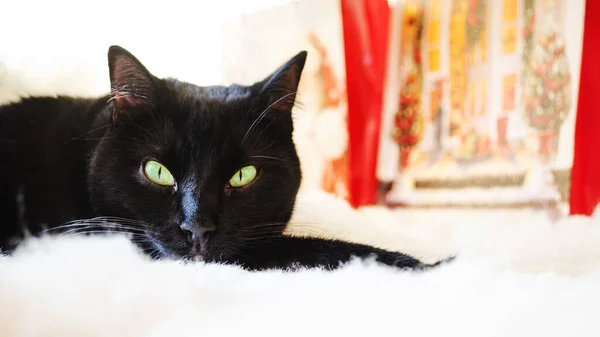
<box><xmin>221</xmin><ymin>0</ymin><xmax>350</xmax><ymax>201</ymax></box>
<box><xmin>377</xmin><ymin>0</ymin><xmax>586</xmax><ymax>210</ymax></box>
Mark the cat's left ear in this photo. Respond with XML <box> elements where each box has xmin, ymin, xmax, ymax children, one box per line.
<box><xmin>108</xmin><ymin>46</ymin><xmax>157</xmax><ymax>121</ymax></box>
<box><xmin>257</xmin><ymin>51</ymin><xmax>307</xmax><ymax>112</ymax></box>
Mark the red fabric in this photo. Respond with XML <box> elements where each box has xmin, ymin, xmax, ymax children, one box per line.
<box><xmin>340</xmin><ymin>0</ymin><xmax>390</xmax><ymax>207</ymax></box>
<box><xmin>570</xmin><ymin>0</ymin><xmax>600</xmax><ymax>215</ymax></box>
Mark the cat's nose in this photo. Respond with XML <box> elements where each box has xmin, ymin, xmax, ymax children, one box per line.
<box><xmin>180</xmin><ymin>222</ymin><xmax>215</xmax><ymax>247</ymax></box>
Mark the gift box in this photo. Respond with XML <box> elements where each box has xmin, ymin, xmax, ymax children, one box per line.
<box><xmin>221</xmin><ymin>0</ymin><xmax>350</xmax><ymax>201</ymax></box>
<box><xmin>377</xmin><ymin>0</ymin><xmax>586</xmax><ymax>209</ymax></box>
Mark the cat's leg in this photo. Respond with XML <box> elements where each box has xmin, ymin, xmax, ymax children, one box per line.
<box><xmin>232</xmin><ymin>235</ymin><xmax>453</xmax><ymax>271</ymax></box>
<box><xmin>0</xmin><ymin>106</ymin><xmax>23</xmax><ymax>251</ymax></box>
<box><xmin>0</xmin><ymin>165</ymin><xmax>20</xmax><ymax>252</ymax></box>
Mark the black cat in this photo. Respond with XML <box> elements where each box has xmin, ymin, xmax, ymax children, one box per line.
<box><xmin>0</xmin><ymin>46</ymin><xmax>451</xmax><ymax>271</ymax></box>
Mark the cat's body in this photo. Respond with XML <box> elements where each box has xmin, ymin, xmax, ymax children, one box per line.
<box><xmin>0</xmin><ymin>46</ymin><xmax>450</xmax><ymax>271</ymax></box>
<box><xmin>0</xmin><ymin>96</ymin><xmax>104</xmax><ymax>244</ymax></box>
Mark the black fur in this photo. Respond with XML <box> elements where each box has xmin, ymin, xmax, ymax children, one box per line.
<box><xmin>0</xmin><ymin>46</ymin><xmax>450</xmax><ymax>271</ymax></box>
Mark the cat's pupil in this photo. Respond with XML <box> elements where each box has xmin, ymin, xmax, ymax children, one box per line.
<box><xmin>239</xmin><ymin>170</ymin><xmax>243</xmax><ymax>180</ymax></box>
<box><xmin>158</xmin><ymin>167</ymin><xmax>162</xmax><ymax>178</ymax></box>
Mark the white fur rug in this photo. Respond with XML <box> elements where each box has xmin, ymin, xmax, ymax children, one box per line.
<box><xmin>2</xmin><ymin>191</ymin><xmax>600</xmax><ymax>337</ymax></box>
<box><xmin>3</xmin><ymin>2</ymin><xmax>598</xmax><ymax>336</ymax></box>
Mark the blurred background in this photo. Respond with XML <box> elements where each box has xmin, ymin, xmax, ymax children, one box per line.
<box><xmin>0</xmin><ymin>0</ymin><xmax>591</xmax><ymax>217</ymax></box>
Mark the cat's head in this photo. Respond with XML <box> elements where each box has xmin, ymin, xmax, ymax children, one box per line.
<box><xmin>88</xmin><ymin>46</ymin><xmax>306</xmax><ymax>261</ymax></box>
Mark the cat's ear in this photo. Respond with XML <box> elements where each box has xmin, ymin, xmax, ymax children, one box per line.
<box><xmin>108</xmin><ymin>46</ymin><xmax>156</xmax><ymax>120</ymax></box>
<box><xmin>257</xmin><ymin>51</ymin><xmax>307</xmax><ymax>112</ymax></box>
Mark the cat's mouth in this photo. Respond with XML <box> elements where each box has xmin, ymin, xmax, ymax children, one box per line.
<box><xmin>143</xmin><ymin>236</ymin><xmax>209</xmax><ymax>262</ymax></box>
<box><xmin>187</xmin><ymin>253</ymin><xmax>206</xmax><ymax>262</ymax></box>
<box><xmin>185</xmin><ymin>242</ymin><xmax>207</xmax><ymax>262</ymax></box>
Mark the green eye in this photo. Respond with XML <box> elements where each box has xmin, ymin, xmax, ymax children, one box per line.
<box><xmin>143</xmin><ymin>160</ymin><xmax>175</xmax><ymax>186</ymax></box>
<box><xmin>229</xmin><ymin>165</ymin><xmax>258</xmax><ymax>188</ymax></box>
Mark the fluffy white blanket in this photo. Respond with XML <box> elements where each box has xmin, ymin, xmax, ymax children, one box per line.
<box><xmin>3</xmin><ymin>2</ymin><xmax>598</xmax><ymax>335</ymax></box>
<box><xmin>2</xmin><ymin>191</ymin><xmax>600</xmax><ymax>337</ymax></box>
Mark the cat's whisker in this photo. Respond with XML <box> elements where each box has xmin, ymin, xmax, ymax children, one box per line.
<box><xmin>65</xmin><ymin>120</ymin><xmax>154</xmax><ymax>146</ymax></box>
<box><xmin>241</xmin><ymin>222</ymin><xmax>287</xmax><ymax>229</ymax></box>
<box><xmin>285</xmin><ymin>223</ymin><xmax>330</xmax><ymax>231</ymax></box>
<box><xmin>59</xmin><ymin>226</ymin><xmax>122</xmax><ymax>235</ymax></box>
<box><xmin>61</xmin><ymin>230</ymin><xmax>139</xmax><ymax>237</ymax></box>
<box><xmin>239</xmin><ymin>230</ymin><xmax>283</xmax><ymax>236</ymax></box>
<box><xmin>64</xmin><ymin>124</ymin><xmax>114</xmax><ymax>144</ymax></box>
<box><xmin>61</xmin><ymin>224</ymin><xmax>146</xmax><ymax>236</ymax></box>
<box><xmin>242</xmin><ymin>91</ymin><xmax>297</xmax><ymax>143</ymax></box>
<box><xmin>249</xmin><ymin>155</ymin><xmax>297</xmax><ymax>164</ymax></box>
<box><xmin>229</xmin><ymin>244</ymin><xmax>254</xmax><ymax>252</ymax></box>
<box><xmin>62</xmin><ymin>228</ymin><xmax>147</xmax><ymax>239</ymax></box>
<box><xmin>244</xmin><ymin>227</ymin><xmax>329</xmax><ymax>240</ymax></box>
<box><xmin>90</xmin><ymin>216</ymin><xmax>147</xmax><ymax>226</ymax></box>
<box><xmin>71</xmin><ymin>136</ymin><xmax>154</xmax><ymax>148</ymax></box>
<box><xmin>249</xmin><ymin>117</ymin><xmax>277</xmax><ymax>143</ymax></box>
<box><xmin>252</xmin><ymin>97</ymin><xmax>302</xmax><ymax>141</ymax></box>
<box><xmin>225</xmin><ymin>247</ymin><xmax>249</xmax><ymax>261</ymax></box>
<box><xmin>42</xmin><ymin>217</ymin><xmax>147</xmax><ymax>234</ymax></box>
<box><xmin>239</xmin><ymin>225</ymin><xmax>332</xmax><ymax>238</ymax></box>
<box><xmin>239</xmin><ymin>229</ymin><xmax>285</xmax><ymax>235</ymax></box>
<box><xmin>240</xmin><ymin>221</ymin><xmax>327</xmax><ymax>232</ymax></box>
<box><xmin>130</xmin><ymin>239</ymin><xmax>153</xmax><ymax>245</ymax></box>
<box><xmin>242</xmin><ymin>235</ymin><xmax>286</xmax><ymax>241</ymax></box>
<box><xmin>82</xmin><ymin>216</ymin><xmax>146</xmax><ymax>224</ymax></box>
<box><xmin>120</xmin><ymin>123</ymin><xmax>155</xmax><ymax>141</ymax></box>
<box><xmin>142</xmin><ymin>247</ymin><xmax>161</xmax><ymax>260</ymax></box>
<box><xmin>239</xmin><ymin>227</ymin><xmax>283</xmax><ymax>232</ymax></box>
<box><xmin>239</xmin><ymin>228</ymin><xmax>289</xmax><ymax>235</ymax></box>
<box><xmin>40</xmin><ymin>222</ymin><xmax>108</xmax><ymax>234</ymax></box>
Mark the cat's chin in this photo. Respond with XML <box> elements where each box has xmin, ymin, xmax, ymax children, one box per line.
<box><xmin>142</xmin><ymin>240</ymin><xmax>209</xmax><ymax>262</ymax></box>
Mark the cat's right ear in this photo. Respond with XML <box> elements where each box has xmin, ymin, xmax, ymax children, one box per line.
<box><xmin>107</xmin><ymin>46</ymin><xmax>156</xmax><ymax>122</ymax></box>
<box><xmin>256</xmin><ymin>51</ymin><xmax>308</xmax><ymax>113</ymax></box>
